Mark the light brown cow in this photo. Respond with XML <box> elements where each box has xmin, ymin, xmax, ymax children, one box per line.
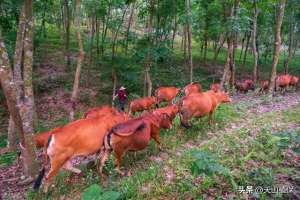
<box><xmin>33</xmin><ymin>112</ymin><xmax>129</xmax><ymax>192</ymax></box>
<box><xmin>179</xmin><ymin>90</ymin><xmax>231</xmax><ymax>128</ymax></box>
<box><xmin>152</xmin><ymin>104</ymin><xmax>179</xmax><ymax>121</ymax></box>
<box><xmin>155</xmin><ymin>86</ymin><xmax>180</xmax><ymax>105</ymax></box>
<box><xmin>183</xmin><ymin>82</ymin><xmax>202</xmax><ymax>96</ymax></box>
<box><xmin>129</xmin><ymin>96</ymin><xmax>156</xmax><ymax>116</ymax></box>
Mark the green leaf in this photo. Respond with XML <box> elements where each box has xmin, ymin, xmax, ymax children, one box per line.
<box><xmin>81</xmin><ymin>184</ymin><xmax>103</xmax><ymax>200</ymax></box>
<box><xmin>101</xmin><ymin>191</ymin><xmax>120</xmax><ymax>200</ymax></box>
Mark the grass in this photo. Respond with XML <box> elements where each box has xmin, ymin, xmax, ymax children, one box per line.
<box><xmin>24</xmin><ymin>102</ymin><xmax>300</xmax><ymax>200</ymax></box>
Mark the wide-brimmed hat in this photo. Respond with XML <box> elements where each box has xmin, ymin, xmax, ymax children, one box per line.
<box><xmin>120</xmin><ymin>86</ymin><xmax>126</xmax><ymax>90</ymax></box>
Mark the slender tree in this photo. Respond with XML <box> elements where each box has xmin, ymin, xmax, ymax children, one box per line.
<box><xmin>144</xmin><ymin>0</ymin><xmax>154</xmax><ymax>97</ymax></box>
<box><xmin>252</xmin><ymin>0</ymin><xmax>259</xmax><ymax>84</ymax></box>
<box><xmin>269</xmin><ymin>0</ymin><xmax>286</xmax><ymax>93</ymax></box>
<box><xmin>69</xmin><ymin>0</ymin><xmax>84</xmax><ymax>121</ymax></box>
<box><xmin>185</xmin><ymin>0</ymin><xmax>193</xmax><ymax>83</ymax></box>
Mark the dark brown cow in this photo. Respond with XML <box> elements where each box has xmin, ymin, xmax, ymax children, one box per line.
<box><xmin>155</xmin><ymin>86</ymin><xmax>180</xmax><ymax>105</ymax></box>
<box><xmin>179</xmin><ymin>90</ymin><xmax>231</xmax><ymax>128</ymax></box>
<box><xmin>183</xmin><ymin>82</ymin><xmax>202</xmax><ymax>96</ymax></box>
<box><xmin>129</xmin><ymin>96</ymin><xmax>156</xmax><ymax>115</ymax></box>
<box><xmin>99</xmin><ymin>113</ymin><xmax>173</xmax><ymax>176</ymax></box>
<box><xmin>235</xmin><ymin>79</ymin><xmax>254</xmax><ymax>93</ymax></box>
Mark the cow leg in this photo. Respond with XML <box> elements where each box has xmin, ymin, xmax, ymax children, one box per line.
<box><xmin>98</xmin><ymin>149</ymin><xmax>111</xmax><ymax>178</ymax></box>
<box><xmin>63</xmin><ymin>160</ymin><xmax>81</xmax><ymax>174</ymax></box>
<box><xmin>114</xmin><ymin>149</ymin><xmax>125</xmax><ymax>176</ymax></box>
<box><xmin>43</xmin><ymin>155</ymin><xmax>69</xmax><ymax>193</ymax></box>
<box><xmin>151</xmin><ymin>131</ymin><xmax>163</xmax><ymax>151</ymax></box>
<box><xmin>209</xmin><ymin>111</ymin><xmax>215</xmax><ymax>126</ymax></box>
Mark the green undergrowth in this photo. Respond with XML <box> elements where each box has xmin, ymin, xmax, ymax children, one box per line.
<box><xmin>26</xmin><ymin>102</ymin><xmax>300</xmax><ymax>199</ymax></box>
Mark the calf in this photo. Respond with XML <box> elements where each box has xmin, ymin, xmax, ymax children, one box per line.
<box><xmin>129</xmin><ymin>96</ymin><xmax>156</xmax><ymax>115</ymax></box>
<box><xmin>155</xmin><ymin>86</ymin><xmax>180</xmax><ymax>106</ymax></box>
<box><xmin>99</xmin><ymin>112</ymin><xmax>172</xmax><ymax>176</ymax></box>
<box><xmin>183</xmin><ymin>82</ymin><xmax>202</xmax><ymax>96</ymax></box>
<box><xmin>33</xmin><ymin>112</ymin><xmax>129</xmax><ymax>193</ymax></box>
<box><xmin>210</xmin><ymin>83</ymin><xmax>220</xmax><ymax>92</ymax></box>
<box><xmin>179</xmin><ymin>90</ymin><xmax>231</xmax><ymax>128</ymax></box>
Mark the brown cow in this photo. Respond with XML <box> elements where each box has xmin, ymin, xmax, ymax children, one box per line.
<box><xmin>155</xmin><ymin>86</ymin><xmax>180</xmax><ymax>105</ymax></box>
<box><xmin>275</xmin><ymin>74</ymin><xmax>291</xmax><ymax>93</ymax></box>
<box><xmin>98</xmin><ymin>112</ymin><xmax>172</xmax><ymax>176</ymax></box>
<box><xmin>235</xmin><ymin>79</ymin><xmax>254</xmax><ymax>93</ymax></box>
<box><xmin>183</xmin><ymin>82</ymin><xmax>202</xmax><ymax>96</ymax></box>
<box><xmin>289</xmin><ymin>75</ymin><xmax>299</xmax><ymax>89</ymax></box>
<box><xmin>83</xmin><ymin>105</ymin><xmax>119</xmax><ymax>119</ymax></box>
<box><xmin>33</xmin><ymin>106</ymin><xmax>119</xmax><ymax>149</ymax></box>
<box><xmin>259</xmin><ymin>80</ymin><xmax>269</xmax><ymax>93</ymax></box>
<box><xmin>34</xmin><ymin>128</ymin><xmax>62</xmax><ymax>148</ymax></box>
<box><xmin>33</xmin><ymin>112</ymin><xmax>129</xmax><ymax>192</ymax></box>
<box><xmin>152</xmin><ymin>104</ymin><xmax>179</xmax><ymax>121</ymax></box>
<box><xmin>129</xmin><ymin>96</ymin><xmax>156</xmax><ymax>116</ymax></box>
<box><xmin>210</xmin><ymin>83</ymin><xmax>220</xmax><ymax>92</ymax></box>
<box><xmin>179</xmin><ymin>90</ymin><xmax>231</xmax><ymax>128</ymax></box>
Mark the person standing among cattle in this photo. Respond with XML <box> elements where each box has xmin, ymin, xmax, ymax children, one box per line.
<box><xmin>113</xmin><ymin>86</ymin><xmax>127</xmax><ymax>112</ymax></box>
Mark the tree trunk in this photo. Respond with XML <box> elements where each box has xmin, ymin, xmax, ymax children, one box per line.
<box><xmin>221</xmin><ymin>38</ymin><xmax>233</xmax><ymax>89</ymax></box>
<box><xmin>69</xmin><ymin>0</ymin><xmax>84</xmax><ymax>121</ymax></box>
<box><xmin>239</xmin><ymin>32</ymin><xmax>246</xmax><ymax>62</ymax></box>
<box><xmin>0</xmin><ymin>32</ymin><xmax>38</xmax><ymax>178</ymax></box>
<box><xmin>112</xmin><ymin>69</ymin><xmax>117</xmax><ymax>106</ymax></box>
<box><xmin>213</xmin><ymin>35</ymin><xmax>225</xmax><ymax>64</ymax></box>
<box><xmin>242</xmin><ymin>33</ymin><xmax>250</xmax><ymax>70</ymax></box>
<box><xmin>125</xmin><ymin>3</ymin><xmax>135</xmax><ymax>55</ymax></box>
<box><xmin>96</xmin><ymin>16</ymin><xmax>100</xmax><ymax>56</ymax></box>
<box><xmin>183</xmin><ymin>25</ymin><xmax>187</xmax><ymax>61</ymax></box>
<box><xmin>63</xmin><ymin>0</ymin><xmax>71</xmax><ymax>69</ymax></box>
<box><xmin>292</xmin><ymin>38</ymin><xmax>298</xmax><ymax>56</ymax></box>
<box><xmin>112</xmin><ymin>7</ymin><xmax>128</xmax><ymax>60</ymax></box>
<box><xmin>252</xmin><ymin>1</ymin><xmax>259</xmax><ymax>84</ymax></box>
<box><xmin>203</xmin><ymin>15</ymin><xmax>209</xmax><ymax>65</ymax></box>
<box><xmin>171</xmin><ymin>14</ymin><xmax>178</xmax><ymax>49</ymax></box>
<box><xmin>185</xmin><ymin>0</ymin><xmax>193</xmax><ymax>83</ymax></box>
<box><xmin>283</xmin><ymin>15</ymin><xmax>294</xmax><ymax>74</ymax></box>
<box><xmin>87</xmin><ymin>16</ymin><xmax>95</xmax><ymax>86</ymax></box>
<box><xmin>269</xmin><ymin>0</ymin><xmax>286</xmax><ymax>93</ymax></box>
<box><xmin>144</xmin><ymin>0</ymin><xmax>154</xmax><ymax>97</ymax></box>
<box><xmin>7</xmin><ymin>116</ymin><xmax>17</xmax><ymax>150</ymax></box>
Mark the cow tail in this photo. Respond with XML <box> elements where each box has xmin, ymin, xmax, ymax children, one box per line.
<box><xmin>154</xmin><ymin>89</ymin><xmax>160</xmax><ymax>108</ymax></box>
<box><xmin>33</xmin><ymin>135</ymin><xmax>52</xmax><ymax>190</ymax></box>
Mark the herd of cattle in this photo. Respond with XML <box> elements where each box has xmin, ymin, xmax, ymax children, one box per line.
<box><xmin>32</xmin><ymin>73</ymin><xmax>299</xmax><ymax>192</ymax></box>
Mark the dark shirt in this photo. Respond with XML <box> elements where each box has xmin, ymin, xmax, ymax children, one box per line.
<box><xmin>118</xmin><ymin>90</ymin><xmax>126</xmax><ymax>102</ymax></box>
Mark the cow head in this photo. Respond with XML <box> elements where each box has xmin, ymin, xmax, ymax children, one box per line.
<box><xmin>216</xmin><ymin>91</ymin><xmax>231</xmax><ymax>103</ymax></box>
<box><xmin>159</xmin><ymin>113</ymin><xmax>172</xmax><ymax>129</ymax></box>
